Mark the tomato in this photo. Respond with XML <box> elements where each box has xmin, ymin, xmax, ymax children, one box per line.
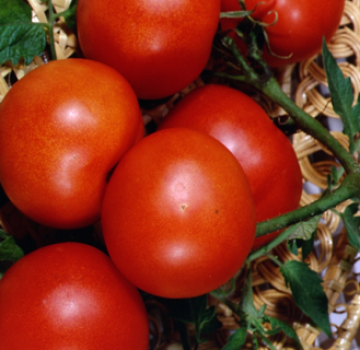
<box><xmin>0</xmin><ymin>59</ymin><xmax>142</xmax><ymax>229</ymax></box>
<box><xmin>0</xmin><ymin>242</ymin><xmax>149</xmax><ymax>350</ymax></box>
<box><xmin>76</xmin><ymin>0</ymin><xmax>221</xmax><ymax>100</ymax></box>
<box><xmin>101</xmin><ymin>128</ymin><xmax>256</xmax><ymax>298</ymax></box>
<box><xmin>158</xmin><ymin>84</ymin><xmax>303</xmax><ymax>249</ymax></box>
<box><xmin>221</xmin><ymin>0</ymin><xmax>345</xmax><ymax>66</ymax></box>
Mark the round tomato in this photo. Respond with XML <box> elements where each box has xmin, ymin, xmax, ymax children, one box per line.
<box><xmin>158</xmin><ymin>84</ymin><xmax>303</xmax><ymax>249</ymax></box>
<box><xmin>101</xmin><ymin>128</ymin><xmax>256</xmax><ymax>298</ymax></box>
<box><xmin>0</xmin><ymin>242</ymin><xmax>149</xmax><ymax>350</ymax></box>
<box><xmin>76</xmin><ymin>0</ymin><xmax>221</xmax><ymax>100</ymax></box>
<box><xmin>221</xmin><ymin>0</ymin><xmax>345</xmax><ymax>66</ymax></box>
<box><xmin>0</xmin><ymin>59</ymin><xmax>142</xmax><ymax>229</ymax></box>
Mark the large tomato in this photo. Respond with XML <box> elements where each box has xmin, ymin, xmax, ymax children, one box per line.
<box><xmin>158</xmin><ymin>84</ymin><xmax>303</xmax><ymax>249</ymax></box>
<box><xmin>0</xmin><ymin>59</ymin><xmax>142</xmax><ymax>229</ymax></box>
<box><xmin>221</xmin><ymin>0</ymin><xmax>345</xmax><ymax>66</ymax></box>
<box><xmin>0</xmin><ymin>242</ymin><xmax>149</xmax><ymax>350</ymax></box>
<box><xmin>101</xmin><ymin>128</ymin><xmax>256</xmax><ymax>298</ymax></box>
<box><xmin>76</xmin><ymin>0</ymin><xmax>221</xmax><ymax>100</ymax></box>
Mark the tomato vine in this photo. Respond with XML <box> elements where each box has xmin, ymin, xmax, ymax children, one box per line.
<box><xmin>0</xmin><ymin>0</ymin><xmax>360</xmax><ymax>349</ymax></box>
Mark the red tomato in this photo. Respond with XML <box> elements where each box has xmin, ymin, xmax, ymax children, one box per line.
<box><xmin>0</xmin><ymin>242</ymin><xmax>149</xmax><ymax>350</ymax></box>
<box><xmin>101</xmin><ymin>128</ymin><xmax>256</xmax><ymax>298</ymax></box>
<box><xmin>76</xmin><ymin>0</ymin><xmax>221</xmax><ymax>100</ymax></box>
<box><xmin>158</xmin><ymin>84</ymin><xmax>303</xmax><ymax>249</ymax></box>
<box><xmin>221</xmin><ymin>0</ymin><xmax>345</xmax><ymax>66</ymax></box>
<box><xmin>0</xmin><ymin>59</ymin><xmax>142</xmax><ymax>229</ymax></box>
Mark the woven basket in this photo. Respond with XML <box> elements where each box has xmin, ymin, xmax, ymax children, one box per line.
<box><xmin>1</xmin><ymin>1</ymin><xmax>360</xmax><ymax>350</ymax></box>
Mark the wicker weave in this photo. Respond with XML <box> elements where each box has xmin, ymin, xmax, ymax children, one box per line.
<box><xmin>0</xmin><ymin>1</ymin><xmax>360</xmax><ymax>349</ymax></box>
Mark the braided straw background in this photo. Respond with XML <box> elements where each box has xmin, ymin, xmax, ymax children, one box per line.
<box><xmin>1</xmin><ymin>1</ymin><xmax>360</xmax><ymax>350</ymax></box>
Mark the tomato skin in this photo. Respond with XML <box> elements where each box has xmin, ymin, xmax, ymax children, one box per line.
<box><xmin>158</xmin><ymin>84</ymin><xmax>303</xmax><ymax>249</ymax></box>
<box><xmin>102</xmin><ymin>128</ymin><xmax>256</xmax><ymax>298</ymax></box>
<box><xmin>0</xmin><ymin>59</ymin><xmax>142</xmax><ymax>229</ymax></box>
<box><xmin>76</xmin><ymin>0</ymin><xmax>221</xmax><ymax>99</ymax></box>
<box><xmin>221</xmin><ymin>0</ymin><xmax>345</xmax><ymax>66</ymax></box>
<box><xmin>0</xmin><ymin>242</ymin><xmax>149</xmax><ymax>350</ymax></box>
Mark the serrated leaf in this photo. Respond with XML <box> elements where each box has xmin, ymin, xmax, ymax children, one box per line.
<box><xmin>280</xmin><ymin>260</ymin><xmax>331</xmax><ymax>337</ymax></box>
<box><xmin>0</xmin><ymin>229</ymin><xmax>24</xmax><ymax>263</ymax></box>
<box><xmin>60</xmin><ymin>0</ymin><xmax>78</xmax><ymax>32</ymax></box>
<box><xmin>0</xmin><ymin>0</ymin><xmax>47</xmax><ymax>65</ymax></box>
<box><xmin>322</xmin><ymin>39</ymin><xmax>360</xmax><ymax>153</ymax></box>
<box><xmin>222</xmin><ymin>328</ymin><xmax>247</xmax><ymax>350</ymax></box>
<box><xmin>0</xmin><ymin>0</ymin><xmax>31</xmax><ymax>25</ymax></box>
<box><xmin>0</xmin><ymin>24</ymin><xmax>47</xmax><ymax>65</ymax></box>
<box><xmin>341</xmin><ymin>202</ymin><xmax>360</xmax><ymax>251</ymax></box>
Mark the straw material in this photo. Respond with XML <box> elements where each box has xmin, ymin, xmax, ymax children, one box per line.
<box><xmin>0</xmin><ymin>1</ymin><xmax>360</xmax><ymax>349</ymax></box>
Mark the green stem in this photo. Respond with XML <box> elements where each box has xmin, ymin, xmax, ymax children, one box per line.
<box><xmin>265</xmin><ymin>253</ymin><xmax>283</xmax><ymax>268</ymax></box>
<box><xmin>255</xmin><ymin>171</ymin><xmax>360</xmax><ymax>236</ymax></box>
<box><xmin>46</xmin><ymin>0</ymin><xmax>57</xmax><ymax>60</ymax></box>
<box><xmin>218</xmin><ymin>37</ymin><xmax>359</xmax><ymax>175</ymax></box>
<box><xmin>217</xmin><ymin>37</ymin><xmax>360</xmax><ymax>238</ymax></box>
<box><xmin>248</xmin><ymin>224</ymin><xmax>294</xmax><ymax>262</ymax></box>
<box><xmin>261</xmin><ymin>78</ymin><xmax>359</xmax><ymax>174</ymax></box>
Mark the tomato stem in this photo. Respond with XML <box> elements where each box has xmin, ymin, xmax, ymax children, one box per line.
<box><xmin>215</xmin><ymin>36</ymin><xmax>360</xmax><ymax>242</ymax></box>
<box><xmin>45</xmin><ymin>1</ymin><xmax>58</xmax><ymax>60</ymax></box>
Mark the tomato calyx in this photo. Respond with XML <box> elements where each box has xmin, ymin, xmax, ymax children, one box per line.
<box><xmin>220</xmin><ymin>0</ymin><xmax>295</xmax><ymax>72</ymax></box>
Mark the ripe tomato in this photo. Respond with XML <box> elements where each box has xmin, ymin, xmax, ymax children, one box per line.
<box><xmin>0</xmin><ymin>59</ymin><xmax>142</xmax><ymax>229</ymax></box>
<box><xmin>101</xmin><ymin>128</ymin><xmax>256</xmax><ymax>298</ymax></box>
<box><xmin>158</xmin><ymin>84</ymin><xmax>303</xmax><ymax>249</ymax></box>
<box><xmin>221</xmin><ymin>0</ymin><xmax>345</xmax><ymax>66</ymax></box>
<box><xmin>76</xmin><ymin>0</ymin><xmax>221</xmax><ymax>100</ymax></box>
<box><xmin>0</xmin><ymin>242</ymin><xmax>149</xmax><ymax>350</ymax></box>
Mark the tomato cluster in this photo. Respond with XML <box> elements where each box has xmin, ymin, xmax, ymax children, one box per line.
<box><xmin>0</xmin><ymin>0</ymin><xmax>344</xmax><ymax>347</ymax></box>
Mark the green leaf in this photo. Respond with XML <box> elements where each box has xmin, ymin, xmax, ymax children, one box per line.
<box><xmin>287</xmin><ymin>217</ymin><xmax>319</xmax><ymax>260</ymax></box>
<box><xmin>0</xmin><ymin>0</ymin><xmax>31</xmax><ymax>25</ymax></box>
<box><xmin>280</xmin><ymin>260</ymin><xmax>331</xmax><ymax>337</ymax></box>
<box><xmin>0</xmin><ymin>24</ymin><xmax>47</xmax><ymax>65</ymax></box>
<box><xmin>222</xmin><ymin>328</ymin><xmax>247</xmax><ymax>350</ymax></box>
<box><xmin>322</xmin><ymin>39</ymin><xmax>360</xmax><ymax>153</ymax></box>
<box><xmin>287</xmin><ymin>215</ymin><xmax>321</xmax><ymax>241</ymax></box>
<box><xmin>60</xmin><ymin>0</ymin><xmax>78</xmax><ymax>32</ymax></box>
<box><xmin>0</xmin><ymin>229</ymin><xmax>24</xmax><ymax>263</ymax></box>
<box><xmin>0</xmin><ymin>0</ymin><xmax>47</xmax><ymax>65</ymax></box>
<box><xmin>266</xmin><ymin>316</ymin><xmax>302</xmax><ymax>348</ymax></box>
<box><xmin>328</xmin><ymin>166</ymin><xmax>345</xmax><ymax>190</ymax></box>
<box><xmin>300</xmin><ymin>232</ymin><xmax>316</xmax><ymax>260</ymax></box>
<box><xmin>341</xmin><ymin>202</ymin><xmax>360</xmax><ymax>251</ymax></box>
